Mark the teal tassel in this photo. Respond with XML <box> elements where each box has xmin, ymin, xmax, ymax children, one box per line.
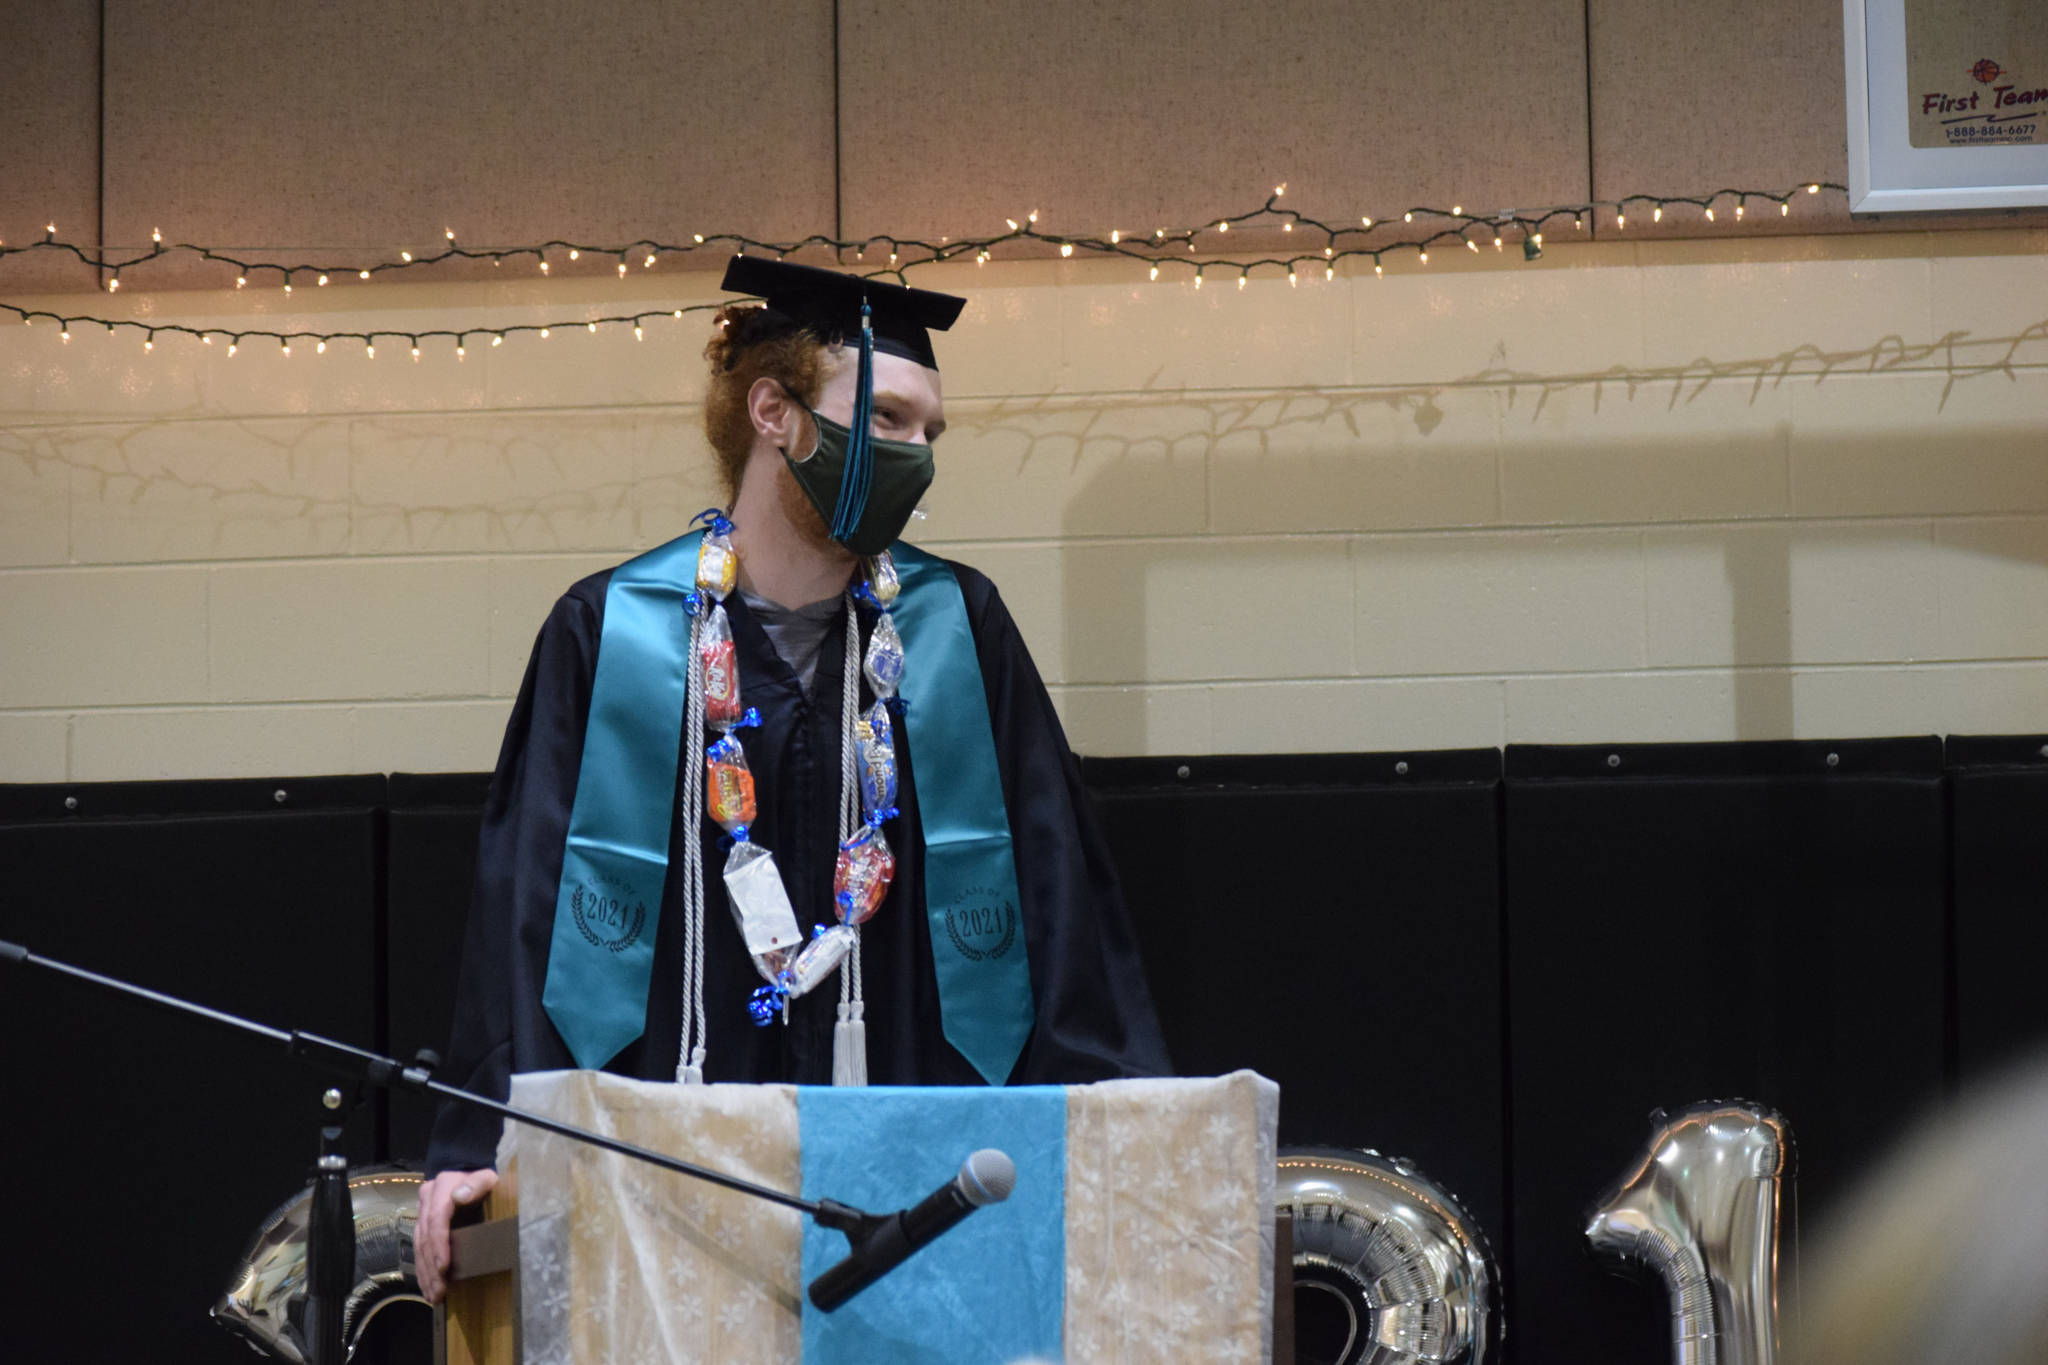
<box><xmin>833</xmin><ymin>300</ymin><xmax>875</xmax><ymax>543</ymax></box>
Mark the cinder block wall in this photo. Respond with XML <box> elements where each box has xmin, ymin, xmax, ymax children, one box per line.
<box><xmin>4</xmin><ymin>228</ymin><xmax>2045</xmax><ymax>781</ymax></box>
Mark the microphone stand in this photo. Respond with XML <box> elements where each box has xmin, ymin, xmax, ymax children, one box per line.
<box><xmin>0</xmin><ymin>938</ymin><xmax>884</xmax><ymax>1364</ymax></box>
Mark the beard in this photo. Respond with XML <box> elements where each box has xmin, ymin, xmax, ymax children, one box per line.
<box><xmin>776</xmin><ymin>458</ymin><xmax>854</xmax><ymax>563</ymax></box>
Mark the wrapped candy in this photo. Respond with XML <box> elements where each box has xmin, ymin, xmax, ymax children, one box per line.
<box><xmin>856</xmin><ymin>701</ymin><xmax>897</xmax><ymax>824</ymax></box>
<box><xmin>747</xmin><ymin>925</ymin><xmax>857</xmax><ymax>1024</ymax></box>
<box><xmin>698</xmin><ymin>604</ymin><xmax>743</xmax><ymax>731</ymax></box>
<box><xmin>787</xmin><ymin>924</ymin><xmax>857</xmax><ymax>994</ymax></box>
<box><xmin>696</xmin><ymin>516</ymin><xmax>737</xmax><ymax>599</ymax></box>
<box><xmin>706</xmin><ymin>734</ymin><xmax>756</xmax><ymax>830</ymax></box>
<box><xmin>834</xmin><ymin>825</ymin><xmax>896</xmax><ymax>925</ymax></box>
<box><xmin>866</xmin><ymin>551</ymin><xmax>901</xmax><ymax>607</ymax></box>
<box><xmin>864</xmin><ymin>612</ymin><xmax>904</xmax><ymax>697</ymax></box>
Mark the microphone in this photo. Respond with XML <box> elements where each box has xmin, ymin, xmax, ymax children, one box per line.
<box><xmin>807</xmin><ymin>1148</ymin><xmax>1015</xmax><ymax>1311</ymax></box>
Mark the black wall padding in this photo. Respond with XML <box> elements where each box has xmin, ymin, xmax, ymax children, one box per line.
<box><xmin>1948</xmin><ymin>736</ymin><xmax>2048</xmax><ymax>1084</ymax></box>
<box><xmin>1083</xmin><ymin>750</ymin><xmax>1508</xmax><ymax>1245</ymax></box>
<box><xmin>1501</xmin><ymin>739</ymin><xmax>1948</xmax><ymax>1365</ymax></box>
<box><xmin>383</xmin><ymin>773</ymin><xmax>491</xmax><ymax>1161</ymax></box>
<box><xmin>0</xmin><ymin>778</ymin><xmax>385</xmax><ymax>1365</ymax></box>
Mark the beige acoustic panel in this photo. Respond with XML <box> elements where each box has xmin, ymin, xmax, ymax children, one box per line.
<box><xmin>0</xmin><ymin>0</ymin><xmax>101</xmax><ymax>294</ymax></box>
<box><xmin>101</xmin><ymin>0</ymin><xmax>837</xmax><ymax>292</ymax></box>
<box><xmin>1588</xmin><ymin>0</ymin><xmax>2048</xmax><ymax>237</ymax></box>
<box><xmin>838</xmin><ymin>0</ymin><xmax>1589</xmax><ymax>264</ymax></box>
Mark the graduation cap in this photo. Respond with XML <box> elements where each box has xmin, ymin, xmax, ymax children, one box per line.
<box><xmin>719</xmin><ymin>256</ymin><xmax>965</xmax><ymax>370</ymax></box>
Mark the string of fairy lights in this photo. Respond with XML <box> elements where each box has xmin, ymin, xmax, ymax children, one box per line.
<box><xmin>0</xmin><ymin>182</ymin><xmax>1844</xmax><ymax>358</ymax></box>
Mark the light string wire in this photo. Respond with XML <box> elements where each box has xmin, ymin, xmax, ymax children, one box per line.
<box><xmin>0</xmin><ymin>182</ymin><xmax>1845</xmax><ymax>355</ymax></box>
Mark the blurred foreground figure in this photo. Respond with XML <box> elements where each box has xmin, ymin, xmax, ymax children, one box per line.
<box><xmin>1792</xmin><ymin>1053</ymin><xmax>2048</xmax><ymax>1365</ymax></box>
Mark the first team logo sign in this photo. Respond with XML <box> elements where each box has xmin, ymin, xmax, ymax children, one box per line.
<box><xmin>570</xmin><ymin>874</ymin><xmax>647</xmax><ymax>954</ymax></box>
<box><xmin>944</xmin><ymin>887</ymin><xmax>1018</xmax><ymax>963</ymax></box>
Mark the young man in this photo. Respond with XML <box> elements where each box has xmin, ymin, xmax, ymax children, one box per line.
<box><xmin>416</xmin><ymin>258</ymin><xmax>1170</xmax><ymax>1300</ymax></box>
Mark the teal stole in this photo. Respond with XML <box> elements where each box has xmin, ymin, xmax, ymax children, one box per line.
<box><xmin>541</xmin><ymin>536</ymin><xmax>1034</xmax><ymax>1085</ymax></box>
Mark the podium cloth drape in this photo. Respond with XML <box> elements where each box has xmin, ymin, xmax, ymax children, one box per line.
<box><xmin>503</xmin><ymin>1070</ymin><xmax>1279</xmax><ymax>1364</ymax></box>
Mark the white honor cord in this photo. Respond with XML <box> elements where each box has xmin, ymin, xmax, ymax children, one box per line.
<box><xmin>833</xmin><ymin>592</ymin><xmax>869</xmax><ymax>1086</ymax></box>
<box><xmin>676</xmin><ymin>607</ymin><xmax>710</xmax><ymax>1083</ymax></box>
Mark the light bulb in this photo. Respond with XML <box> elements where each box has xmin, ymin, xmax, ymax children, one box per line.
<box><xmin>1653</xmin><ymin>206</ymin><xmax>1662</xmax><ymax>221</ymax></box>
<box><xmin>359</xmin><ymin>270</ymin><xmax>370</xmax><ymax>279</ymax></box>
<box><xmin>1110</xmin><ymin>229</ymin><xmax>1121</xmax><ymax>243</ymax></box>
<box><xmin>316</xmin><ymin>340</ymin><xmax>326</xmax><ymax>353</ymax></box>
<box><xmin>1374</xmin><ymin>261</ymin><xmax>1383</xmax><ymax>275</ymax></box>
<box><xmin>456</xmin><ymin>345</ymin><xmax>465</xmax><ymax>359</ymax></box>
<box><xmin>61</xmin><ymin>329</ymin><xmax>70</xmax><ymax>342</ymax></box>
<box><xmin>411</xmin><ymin>345</ymin><xmax>421</xmax><ymax>361</ymax></box>
<box><xmin>1218</xmin><ymin>220</ymin><xmax>1229</xmax><ymax>232</ymax></box>
<box><xmin>364</xmin><ymin>344</ymin><xmax>373</xmax><ymax>358</ymax></box>
<box><xmin>539</xmin><ymin>328</ymin><xmax>550</xmax><ymax>338</ymax></box>
<box><xmin>1735</xmin><ymin>203</ymin><xmax>1745</xmax><ymax>218</ymax></box>
<box><xmin>1059</xmin><ymin>243</ymin><xmax>1073</xmax><ymax>257</ymax></box>
<box><xmin>143</xmin><ymin>337</ymin><xmax>153</xmax><ymax>351</ymax></box>
<box><xmin>1807</xmin><ymin>184</ymin><xmax>1819</xmax><ymax>193</ymax></box>
<box><xmin>1466</xmin><ymin>239</ymin><xmax>1479</xmax><ymax>252</ymax></box>
<box><xmin>1420</xmin><ymin>250</ymin><xmax>1429</xmax><ymax>263</ymax></box>
<box><xmin>1324</xmin><ymin>265</ymin><xmax>1334</xmax><ymax>280</ymax></box>
<box><xmin>318</xmin><ymin>273</ymin><xmax>328</xmax><ymax>285</ymax></box>
<box><xmin>1705</xmin><ymin>207</ymin><xmax>1716</xmax><ymax>221</ymax></box>
<box><xmin>1027</xmin><ymin>209</ymin><xmax>1038</xmax><ymax>222</ymax></box>
<box><xmin>672</xmin><ymin>310</ymin><xmax>683</xmax><ymax>318</ymax></box>
<box><xmin>1616</xmin><ymin>213</ymin><xmax>1626</xmax><ymax>228</ymax></box>
<box><xmin>617</xmin><ymin>261</ymin><xmax>627</xmax><ymax>276</ymax></box>
<box><xmin>1148</xmin><ymin>264</ymin><xmax>1159</xmax><ymax>281</ymax></box>
<box><xmin>644</xmin><ymin>254</ymin><xmax>655</xmax><ymax>267</ymax></box>
<box><xmin>401</xmin><ymin>250</ymin><xmax>412</xmax><ymax>262</ymax></box>
<box><xmin>151</xmin><ymin>227</ymin><xmax>162</xmax><ymax>243</ymax></box>
<box><xmin>492</xmin><ymin>335</ymin><xmax>503</xmax><ymax>346</ymax></box>
<box><xmin>1324</xmin><ymin>246</ymin><xmax>1333</xmax><ymax>257</ymax></box>
<box><xmin>445</xmin><ymin>228</ymin><xmax>455</xmax><ymax>240</ymax></box>
<box><xmin>1453</xmin><ymin>204</ymin><xmax>1463</xmax><ymax>215</ymax></box>
<box><xmin>283</xmin><ymin>282</ymin><xmax>292</xmax><ymax>293</ymax></box>
<box><xmin>1194</xmin><ymin>272</ymin><xmax>1203</xmax><ymax>289</ymax></box>
<box><xmin>1006</xmin><ymin>218</ymin><xmax>1018</xmax><ymax>231</ymax></box>
<box><xmin>568</xmin><ymin>248</ymin><xmax>579</xmax><ymax>260</ymax></box>
<box><xmin>281</xmin><ymin>343</ymin><xmax>290</xmax><ymax>356</ymax></box>
<box><xmin>540</xmin><ymin>260</ymin><xmax>549</xmax><ymax>273</ymax></box>
<box><xmin>1282</xmin><ymin>221</ymin><xmax>1292</xmax><ymax>232</ymax></box>
<box><xmin>634</xmin><ymin>326</ymin><xmax>643</xmax><ymax>341</ymax></box>
<box><xmin>107</xmin><ymin>276</ymin><xmax>120</xmax><ymax>291</ymax></box>
<box><xmin>693</xmin><ymin>234</ymin><xmax>704</xmax><ymax>244</ymax></box>
<box><xmin>1780</xmin><ymin>201</ymin><xmax>1789</xmax><ymax>215</ymax></box>
<box><xmin>228</xmin><ymin>343</ymin><xmax>238</xmax><ymax>356</ymax></box>
<box><xmin>1274</xmin><ymin>183</ymin><xmax>1286</xmax><ymax>197</ymax></box>
<box><xmin>1288</xmin><ymin>269</ymin><xmax>1297</xmax><ymax>286</ymax></box>
<box><xmin>1404</xmin><ymin>211</ymin><xmax>1413</xmax><ymax>223</ymax></box>
<box><xmin>1493</xmin><ymin>235</ymin><xmax>1503</xmax><ymax>249</ymax></box>
<box><xmin>587</xmin><ymin>321</ymin><xmax>597</xmax><ymax>332</ymax></box>
<box><xmin>1533</xmin><ymin>233</ymin><xmax>1544</xmax><ymax>245</ymax></box>
<box><xmin>1361</xmin><ymin>216</ymin><xmax>1373</xmax><ymax>228</ymax></box>
<box><xmin>1237</xmin><ymin>274</ymin><xmax>1247</xmax><ymax>290</ymax></box>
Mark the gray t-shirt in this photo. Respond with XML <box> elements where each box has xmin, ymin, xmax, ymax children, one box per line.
<box><xmin>739</xmin><ymin>588</ymin><xmax>842</xmax><ymax>696</ymax></box>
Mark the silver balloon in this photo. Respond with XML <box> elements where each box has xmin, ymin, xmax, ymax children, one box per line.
<box><xmin>1278</xmin><ymin>1146</ymin><xmax>1501</xmax><ymax>1365</ymax></box>
<box><xmin>213</xmin><ymin>1164</ymin><xmax>426</xmax><ymax>1362</ymax></box>
<box><xmin>1584</xmin><ymin>1101</ymin><xmax>1791</xmax><ymax>1365</ymax></box>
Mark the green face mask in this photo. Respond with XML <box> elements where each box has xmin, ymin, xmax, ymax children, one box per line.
<box><xmin>781</xmin><ymin>404</ymin><xmax>936</xmax><ymax>557</ymax></box>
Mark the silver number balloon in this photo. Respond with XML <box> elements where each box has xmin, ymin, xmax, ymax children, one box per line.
<box><xmin>1584</xmin><ymin>1101</ymin><xmax>1791</xmax><ymax>1365</ymax></box>
<box><xmin>1278</xmin><ymin>1146</ymin><xmax>1501</xmax><ymax>1365</ymax></box>
<box><xmin>213</xmin><ymin>1164</ymin><xmax>426</xmax><ymax>1363</ymax></box>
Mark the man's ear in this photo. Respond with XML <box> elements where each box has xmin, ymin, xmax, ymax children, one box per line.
<box><xmin>746</xmin><ymin>377</ymin><xmax>807</xmax><ymax>453</ymax></box>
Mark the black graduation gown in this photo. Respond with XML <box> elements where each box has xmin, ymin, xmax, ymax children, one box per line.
<box><xmin>426</xmin><ymin>555</ymin><xmax>1172</xmax><ymax>1173</ymax></box>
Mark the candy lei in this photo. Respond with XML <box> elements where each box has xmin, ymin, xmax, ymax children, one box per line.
<box><xmin>674</xmin><ymin>510</ymin><xmax>904</xmax><ymax>1087</ymax></box>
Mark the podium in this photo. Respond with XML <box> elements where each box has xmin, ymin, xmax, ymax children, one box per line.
<box><xmin>442</xmin><ymin>1070</ymin><xmax>1280</xmax><ymax>1364</ymax></box>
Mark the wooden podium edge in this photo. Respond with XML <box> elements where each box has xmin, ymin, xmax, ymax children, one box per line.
<box><xmin>436</xmin><ymin>1162</ymin><xmax>519</xmax><ymax>1365</ymax></box>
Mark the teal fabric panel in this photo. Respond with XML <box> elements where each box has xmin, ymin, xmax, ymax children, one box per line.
<box><xmin>800</xmin><ymin>1084</ymin><xmax>1066</xmax><ymax>1363</ymax></box>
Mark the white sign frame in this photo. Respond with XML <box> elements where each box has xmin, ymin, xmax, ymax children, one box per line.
<box><xmin>1845</xmin><ymin>0</ymin><xmax>2048</xmax><ymax>212</ymax></box>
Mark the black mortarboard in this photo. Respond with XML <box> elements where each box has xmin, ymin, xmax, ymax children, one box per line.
<box><xmin>719</xmin><ymin>256</ymin><xmax>965</xmax><ymax>370</ymax></box>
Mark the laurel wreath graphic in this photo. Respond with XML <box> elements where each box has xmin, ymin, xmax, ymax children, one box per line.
<box><xmin>571</xmin><ymin>883</ymin><xmax>647</xmax><ymax>954</ymax></box>
<box><xmin>945</xmin><ymin>901</ymin><xmax>1017</xmax><ymax>962</ymax></box>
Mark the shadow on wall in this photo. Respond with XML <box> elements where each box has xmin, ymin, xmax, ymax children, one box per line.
<box><xmin>1042</xmin><ymin>319</ymin><xmax>2048</xmax><ymax>748</ymax></box>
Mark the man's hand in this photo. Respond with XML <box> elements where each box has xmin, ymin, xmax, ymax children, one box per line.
<box><xmin>415</xmin><ymin>1168</ymin><xmax>499</xmax><ymax>1304</ymax></box>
